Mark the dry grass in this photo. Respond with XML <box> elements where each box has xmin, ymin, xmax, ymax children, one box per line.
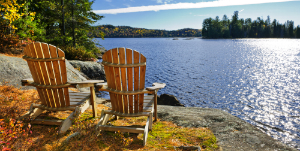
<box><xmin>0</xmin><ymin>84</ymin><xmax>219</xmax><ymax>150</ymax></box>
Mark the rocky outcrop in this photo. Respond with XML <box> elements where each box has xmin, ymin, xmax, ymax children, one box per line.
<box><xmin>0</xmin><ymin>54</ymin><xmax>87</xmax><ymax>90</ymax></box>
<box><xmin>157</xmin><ymin>94</ymin><xmax>184</xmax><ymax>106</ymax></box>
<box><xmin>95</xmin><ymin>47</ymin><xmax>106</xmax><ymax>59</ymax></box>
<box><xmin>68</xmin><ymin>60</ymin><xmax>106</xmax><ymax>81</ymax></box>
<box><xmin>157</xmin><ymin>106</ymin><xmax>297</xmax><ymax>151</ymax></box>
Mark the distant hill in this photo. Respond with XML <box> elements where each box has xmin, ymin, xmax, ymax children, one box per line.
<box><xmin>90</xmin><ymin>25</ymin><xmax>202</xmax><ymax>38</ymax></box>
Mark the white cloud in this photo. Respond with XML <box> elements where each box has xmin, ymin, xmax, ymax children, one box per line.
<box><xmin>156</xmin><ymin>0</ymin><xmax>172</xmax><ymax>4</ymax></box>
<box><xmin>93</xmin><ymin>0</ymin><xmax>298</xmax><ymax>14</ymax></box>
<box><xmin>194</xmin><ymin>14</ymin><xmax>212</xmax><ymax>16</ymax></box>
<box><xmin>239</xmin><ymin>9</ymin><xmax>244</xmax><ymax>12</ymax></box>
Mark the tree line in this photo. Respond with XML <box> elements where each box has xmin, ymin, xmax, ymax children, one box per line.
<box><xmin>202</xmin><ymin>11</ymin><xmax>300</xmax><ymax>39</ymax></box>
<box><xmin>0</xmin><ymin>0</ymin><xmax>103</xmax><ymax>60</ymax></box>
<box><xmin>90</xmin><ymin>25</ymin><xmax>202</xmax><ymax>38</ymax></box>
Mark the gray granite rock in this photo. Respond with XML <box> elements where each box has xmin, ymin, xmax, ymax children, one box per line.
<box><xmin>0</xmin><ymin>54</ymin><xmax>88</xmax><ymax>90</ymax></box>
<box><xmin>68</xmin><ymin>60</ymin><xmax>106</xmax><ymax>81</ymax></box>
<box><xmin>157</xmin><ymin>105</ymin><xmax>297</xmax><ymax>151</ymax></box>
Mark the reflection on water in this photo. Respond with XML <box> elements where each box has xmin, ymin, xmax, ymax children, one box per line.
<box><xmin>97</xmin><ymin>38</ymin><xmax>300</xmax><ymax>149</ymax></box>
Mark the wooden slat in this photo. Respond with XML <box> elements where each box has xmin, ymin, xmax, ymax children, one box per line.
<box><xmin>99</xmin><ymin>125</ymin><xmax>144</xmax><ymax>133</ymax></box>
<box><xmin>31</xmin><ymin>119</ymin><xmax>63</xmax><ymax>125</ymax></box>
<box><xmin>133</xmin><ymin>51</ymin><xmax>140</xmax><ymax>113</ymax></box>
<box><xmin>32</xmin><ymin>103</ymin><xmax>76</xmax><ymax>111</ymax></box>
<box><xmin>70</xmin><ymin>101</ymin><xmax>86</xmax><ymax>106</ymax></box>
<box><xmin>143</xmin><ymin>117</ymin><xmax>150</xmax><ymax>146</ymax></box>
<box><xmin>90</xmin><ymin>86</ymin><xmax>97</xmax><ymax>117</ymax></box>
<box><xmin>105</xmin><ymin>50</ymin><xmax>117</xmax><ymax>111</ymax></box>
<box><xmin>126</xmin><ymin>49</ymin><xmax>134</xmax><ymax>113</ymax></box>
<box><xmin>154</xmin><ymin>91</ymin><xmax>158</xmax><ymax>121</ymax></box>
<box><xmin>112</xmin><ymin>48</ymin><xmax>123</xmax><ymax>113</ymax></box>
<box><xmin>35</xmin><ymin>43</ymin><xmax>55</xmax><ymax>108</ymax></box>
<box><xmin>24</xmin><ymin>45</ymin><xmax>47</xmax><ymax>106</ymax></box>
<box><xmin>119</xmin><ymin>48</ymin><xmax>128</xmax><ymax>113</ymax></box>
<box><xmin>146</xmin><ymin>83</ymin><xmax>166</xmax><ymax>90</ymax></box>
<box><xmin>24</xmin><ymin>46</ymin><xmax>38</xmax><ymax>82</ymax></box>
<box><xmin>28</xmin><ymin>43</ymin><xmax>49</xmax><ymax>106</ymax></box>
<box><xmin>41</xmin><ymin>43</ymin><xmax>60</xmax><ymax>108</ymax></box>
<box><xmin>68</xmin><ymin>80</ymin><xmax>104</xmax><ymax>84</ymax></box>
<box><xmin>49</xmin><ymin>45</ymin><xmax>64</xmax><ymax>108</ymax></box>
<box><xmin>69</xmin><ymin>92</ymin><xmax>90</xmax><ymax>96</ymax></box>
<box><xmin>57</xmin><ymin>48</ymin><xmax>69</xmax><ymax>107</ymax></box>
<box><xmin>102</xmin><ymin>51</ymin><xmax>114</xmax><ymax>111</ymax></box>
<box><xmin>70</xmin><ymin>98</ymin><xmax>89</xmax><ymax>102</ymax></box>
<box><xmin>143</xmin><ymin>106</ymin><xmax>153</xmax><ymax>112</ymax></box>
<box><xmin>69</xmin><ymin>95</ymin><xmax>90</xmax><ymax>99</ymax></box>
<box><xmin>144</xmin><ymin>95</ymin><xmax>154</xmax><ymax>99</ymax></box>
<box><xmin>139</xmin><ymin>54</ymin><xmax>146</xmax><ymax>112</ymax></box>
<box><xmin>104</xmin><ymin>110</ymin><xmax>150</xmax><ymax>117</ymax></box>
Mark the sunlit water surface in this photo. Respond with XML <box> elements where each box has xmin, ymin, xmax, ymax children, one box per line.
<box><xmin>96</xmin><ymin>38</ymin><xmax>300</xmax><ymax>149</ymax></box>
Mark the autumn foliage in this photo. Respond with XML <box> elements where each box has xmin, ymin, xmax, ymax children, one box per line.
<box><xmin>0</xmin><ymin>83</ymin><xmax>218</xmax><ymax>150</ymax></box>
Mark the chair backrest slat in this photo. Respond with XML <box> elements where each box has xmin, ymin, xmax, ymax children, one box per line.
<box><xmin>24</xmin><ymin>44</ymin><xmax>47</xmax><ymax>106</ymax></box>
<box><xmin>119</xmin><ymin>48</ymin><xmax>128</xmax><ymax>113</ymax></box>
<box><xmin>112</xmin><ymin>48</ymin><xmax>123</xmax><ymax>113</ymax></box>
<box><xmin>103</xmin><ymin>49</ymin><xmax>117</xmax><ymax>111</ymax></box>
<box><xmin>28</xmin><ymin>43</ymin><xmax>50</xmax><ymax>106</ymax></box>
<box><xmin>57</xmin><ymin>48</ymin><xmax>70</xmax><ymax>106</ymax></box>
<box><xmin>133</xmin><ymin>51</ymin><xmax>140</xmax><ymax>113</ymax></box>
<box><xmin>126</xmin><ymin>49</ymin><xmax>134</xmax><ymax>113</ymax></box>
<box><xmin>41</xmin><ymin>43</ymin><xmax>60</xmax><ymax>107</ymax></box>
<box><xmin>34</xmin><ymin>43</ymin><xmax>55</xmax><ymax>107</ymax></box>
<box><xmin>49</xmin><ymin>44</ymin><xmax>66</xmax><ymax>107</ymax></box>
<box><xmin>103</xmin><ymin>48</ymin><xmax>146</xmax><ymax>114</ymax></box>
<box><xmin>24</xmin><ymin>42</ymin><xmax>70</xmax><ymax>108</ymax></box>
<box><xmin>139</xmin><ymin>55</ymin><xmax>146</xmax><ymax>112</ymax></box>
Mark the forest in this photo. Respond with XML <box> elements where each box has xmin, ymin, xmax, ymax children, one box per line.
<box><xmin>90</xmin><ymin>25</ymin><xmax>202</xmax><ymax>38</ymax></box>
<box><xmin>0</xmin><ymin>0</ymin><xmax>104</xmax><ymax>60</ymax></box>
<box><xmin>202</xmin><ymin>11</ymin><xmax>300</xmax><ymax>39</ymax></box>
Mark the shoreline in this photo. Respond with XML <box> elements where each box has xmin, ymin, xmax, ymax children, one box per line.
<box><xmin>157</xmin><ymin>105</ymin><xmax>298</xmax><ymax>151</ymax></box>
<box><xmin>1</xmin><ymin>53</ymin><xmax>298</xmax><ymax>150</ymax></box>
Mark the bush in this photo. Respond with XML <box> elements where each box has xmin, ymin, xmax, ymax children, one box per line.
<box><xmin>62</xmin><ymin>46</ymin><xmax>97</xmax><ymax>61</ymax></box>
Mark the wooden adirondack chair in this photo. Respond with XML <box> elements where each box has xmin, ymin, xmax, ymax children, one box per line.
<box><xmin>95</xmin><ymin>48</ymin><xmax>166</xmax><ymax>146</ymax></box>
<box><xmin>21</xmin><ymin>42</ymin><xmax>103</xmax><ymax>133</ymax></box>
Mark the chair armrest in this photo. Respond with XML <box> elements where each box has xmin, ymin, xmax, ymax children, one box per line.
<box><xmin>96</xmin><ymin>82</ymin><xmax>108</xmax><ymax>89</ymax></box>
<box><xmin>146</xmin><ymin>82</ymin><xmax>166</xmax><ymax>91</ymax></box>
<box><xmin>68</xmin><ymin>80</ymin><xmax>104</xmax><ymax>88</ymax></box>
<box><xmin>98</xmin><ymin>85</ymin><xmax>154</xmax><ymax>95</ymax></box>
<box><xmin>21</xmin><ymin>78</ymin><xmax>34</xmax><ymax>86</ymax></box>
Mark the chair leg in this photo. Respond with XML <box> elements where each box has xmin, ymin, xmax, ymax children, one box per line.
<box><xmin>60</xmin><ymin>110</ymin><xmax>76</xmax><ymax>133</ymax></box>
<box><xmin>30</xmin><ymin>108</ymin><xmax>44</xmax><ymax>120</ymax></box>
<box><xmin>96</xmin><ymin>111</ymin><xmax>113</xmax><ymax>136</ymax></box>
<box><xmin>149</xmin><ymin>113</ymin><xmax>153</xmax><ymax>131</ymax></box>
<box><xmin>143</xmin><ymin>116</ymin><xmax>150</xmax><ymax>146</ymax></box>
<box><xmin>90</xmin><ymin>86</ymin><xmax>97</xmax><ymax>118</ymax></box>
<box><xmin>96</xmin><ymin>110</ymin><xmax>106</xmax><ymax>136</ymax></box>
<box><xmin>60</xmin><ymin>101</ymin><xmax>90</xmax><ymax>133</ymax></box>
<box><xmin>103</xmin><ymin>114</ymin><xmax>111</xmax><ymax>125</ymax></box>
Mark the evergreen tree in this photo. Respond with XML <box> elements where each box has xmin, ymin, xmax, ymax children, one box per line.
<box><xmin>230</xmin><ymin>11</ymin><xmax>242</xmax><ymax>38</ymax></box>
<box><xmin>296</xmin><ymin>26</ymin><xmax>300</xmax><ymax>38</ymax></box>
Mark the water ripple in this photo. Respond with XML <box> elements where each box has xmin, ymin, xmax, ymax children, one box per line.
<box><xmin>98</xmin><ymin>38</ymin><xmax>300</xmax><ymax>149</ymax></box>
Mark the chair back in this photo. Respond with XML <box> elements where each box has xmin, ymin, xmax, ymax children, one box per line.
<box><xmin>102</xmin><ymin>48</ymin><xmax>146</xmax><ymax>114</ymax></box>
<box><xmin>23</xmin><ymin>42</ymin><xmax>70</xmax><ymax>108</ymax></box>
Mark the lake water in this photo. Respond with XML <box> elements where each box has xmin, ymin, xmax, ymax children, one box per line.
<box><xmin>96</xmin><ymin>38</ymin><xmax>300</xmax><ymax>149</ymax></box>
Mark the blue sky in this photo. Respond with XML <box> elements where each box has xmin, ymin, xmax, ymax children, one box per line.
<box><xmin>92</xmin><ymin>0</ymin><xmax>300</xmax><ymax>30</ymax></box>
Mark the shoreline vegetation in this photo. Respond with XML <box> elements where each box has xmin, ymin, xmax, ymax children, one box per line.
<box><xmin>89</xmin><ymin>25</ymin><xmax>202</xmax><ymax>38</ymax></box>
<box><xmin>202</xmin><ymin>11</ymin><xmax>300</xmax><ymax>39</ymax></box>
<box><xmin>1</xmin><ymin>0</ymin><xmax>104</xmax><ymax>61</ymax></box>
